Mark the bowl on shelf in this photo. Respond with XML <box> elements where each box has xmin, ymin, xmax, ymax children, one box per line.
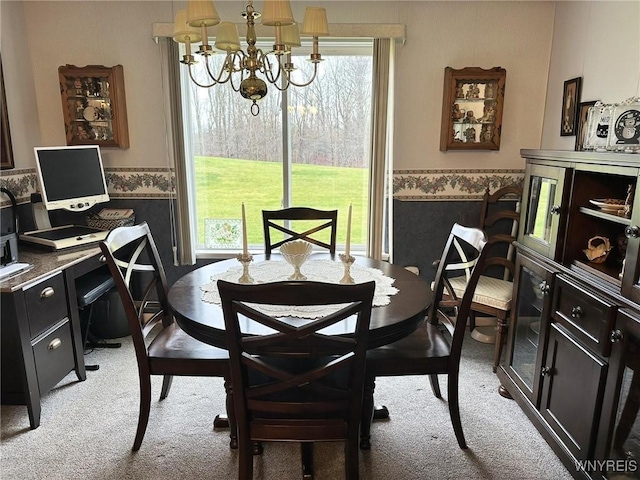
<box><xmin>582</xmin><ymin>236</ymin><xmax>613</xmax><ymax>264</ymax></box>
<box><xmin>280</xmin><ymin>240</ymin><xmax>313</xmax><ymax>280</ymax></box>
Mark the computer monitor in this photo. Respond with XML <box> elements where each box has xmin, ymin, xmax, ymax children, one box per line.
<box><xmin>34</xmin><ymin>145</ymin><xmax>109</xmax><ymax>212</ymax></box>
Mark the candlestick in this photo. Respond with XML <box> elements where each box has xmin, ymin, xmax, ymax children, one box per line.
<box><xmin>241</xmin><ymin>203</ymin><xmax>248</xmax><ymax>256</ymax></box>
<box><xmin>236</xmin><ymin>253</ymin><xmax>254</xmax><ymax>284</ymax></box>
<box><xmin>345</xmin><ymin>203</ymin><xmax>352</xmax><ymax>257</ymax></box>
<box><xmin>339</xmin><ymin>253</ymin><xmax>355</xmax><ymax>284</ymax></box>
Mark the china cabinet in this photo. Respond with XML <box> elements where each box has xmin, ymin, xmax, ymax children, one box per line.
<box><xmin>439</xmin><ymin>66</ymin><xmax>506</xmax><ymax>151</ymax></box>
<box><xmin>498</xmin><ymin>149</ymin><xmax>640</xmax><ymax>479</ymax></box>
<box><xmin>58</xmin><ymin>64</ymin><xmax>129</xmax><ymax>148</ymax></box>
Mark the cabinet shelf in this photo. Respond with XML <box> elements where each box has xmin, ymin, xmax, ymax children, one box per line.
<box><xmin>578</xmin><ymin>206</ymin><xmax>631</xmax><ymax>225</ymax></box>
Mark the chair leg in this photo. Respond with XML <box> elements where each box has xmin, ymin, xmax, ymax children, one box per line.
<box><xmin>447</xmin><ymin>372</ymin><xmax>467</xmax><ymax>449</ymax></box>
<box><xmin>360</xmin><ymin>375</ymin><xmax>375</xmax><ymax>450</ymax></box>
<box><xmin>159</xmin><ymin>375</ymin><xmax>173</xmax><ymax>400</ymax></box>
<box><xmin>469</xmin><ymin>311</ymin><xmax>476</xmax><ymax>332</ymax></box>
<box><xmin>225</xmin><ymin>378</ymin><xmax>238</xmax><ymax>449</ymax></box>
<box><xmin>429</xmin><ymin>374</ymin><xmax>442</xmax><ymax>398</ymax></box>
<box><xmin>238</xmin><ymin>436</ymin><xmax>254</xmax><ymax>480</ymax></box>
<box><xmin>344</xmin><ymin>437</ymin><xmax>360</xmax><ymax>480</ymax></box>
<box><xmin>493</xmin><ymin>313</ymin><xmax>508</xmax><ymax>373</ymax></box>
<box><xmin>302</xmin><ymin>443</ymin><xmax>314</xmax><ymax>480</ymax></box>
<box><xmin>133</xmin><ymin>375</ymin><xmax>152</xmax><ymax>451</ymax></box>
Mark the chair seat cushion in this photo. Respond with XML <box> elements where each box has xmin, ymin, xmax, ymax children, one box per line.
<box><xmin>148</xmin><ymin>323</ymin><xmax>229</xmax><ymax>362</ymax></box>
<box><xmin>432</xmin><ymin>275</ymin><xmax>513</xmax><ymax>311</ymax></box>
<box><xmin>366</xmin><ymin>321</ymin><xmax>451</xmax><ymax>376</ymax></box>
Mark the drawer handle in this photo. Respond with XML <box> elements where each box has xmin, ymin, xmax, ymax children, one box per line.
<box><xmin>550</xmin><ymin>205</ymin><xmax>561</xmax><ymax>216</ymax></box>
<box><xmin>40</xmin><ymin>287</ymin><xmax>55</xmax><ymax>299</ymax></box>
<box><xmin>540</xmin><ymin>281</ymin><xmax>550</xmax><ymax>296</ymax></box>
<box><xmin>625</xmin><ymin>225</ymin><xmax>640</xmax><ymax>239</ymax></box>
<box><xmin>541</xmin><ymin>366</ymin><xmax>552</xmax><ymax>377</ymax></box>
<box><xmin>570</xmin><ymin>306</ymin><xmax>583</xmax><ymax>318</ymax></box>
<box><xmin>99</xmin><ymin>255</ymin><xmax>106</xmax><ymax>263</ymax></box>
<box><xmin>48</xmin><ymin>338</ymin><xmax>62</xmax><ymax>350</ymax></box>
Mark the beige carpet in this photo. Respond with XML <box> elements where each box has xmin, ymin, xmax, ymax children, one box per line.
<box><xmin>1</xmin><ymin>332</ymin><xmax>573</xmax><ymax>479</ymax></box>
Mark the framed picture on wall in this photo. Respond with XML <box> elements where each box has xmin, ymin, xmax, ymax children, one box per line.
<box><xmin>560</xmin><ymin>77</ymin><xmax>582</xmax><ymax>136</ymax></box>
<box><xmin>0</xmin><ymin>56</ymin><xmax>14</xmax><ymax>170</ymax></box>
<box><xmin>575</xmin><ymin>100</ymin><xmax>597</xmax><ymax>151</ymax></box>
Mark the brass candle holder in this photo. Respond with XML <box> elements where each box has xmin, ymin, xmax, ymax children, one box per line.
<box><xmin>339</xmin><ymin>253</ymin><xmax>355</xmax><ymax>284</ymax></box>
<box><xmin>236</xmin><ymin>253</ymin><xmax>255</xmax><ymax>284</ymax></box>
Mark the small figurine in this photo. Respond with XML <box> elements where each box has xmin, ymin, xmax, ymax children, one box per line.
<box><xmin>73</xmin><ymin>78</ymin><xmax>83</xmax><ymax>96</ymax></box>
<box><xmin>75</xmin><ymin>100</ymin><xmax>84</xmax><ymax>119</ymax></box>
<box><xmin>76</xmin><ymin>124</ymin><xmax>91</xmax><ymax>140</ymax></box>
<box><xmin>455</xmin><ymin>84</ymin><xmax>464</xmax><ymax>99</ymax></box>
<box><xmin>466</xmin><ymin>84</ymin><xmax>480</xmax><ymax>99</ymax></box>
<box><xmin>480</xmin><ymin>125</ymin><xmax>494</xmax><ymax>142</ymax></box>
<box><xmin>464</xmin><ymin>127</ymin><xmax>476</xmax><ymax>143</ymax></box>
<box><xmin>464</xmin><ymin>111</ymin><xmax>478</xmax><ymax>123</ymax></box>
<box><xmin>484</xmin><ymin>83</ymin><xmax>495</xmax><ymax>99</ymax></box>
<box><xmin>479</xmin><ymin>105</ymin><xmax>496</xmax><ymax>123</ymax></box>
<box><xmin>452</xmin><ymin>104</ymin><xmax>465</xmax><ymax>121</ymax></box>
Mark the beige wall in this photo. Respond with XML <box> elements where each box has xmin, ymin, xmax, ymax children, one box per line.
<box><xmin>3</xmin><ymin>1</ymin><xmax>637</xmax><ymax>175</ymax></box>
<box><xmin>541</xmin><ymin>1</ymin><xmax>640</xmax><ymax>149</ymax></box>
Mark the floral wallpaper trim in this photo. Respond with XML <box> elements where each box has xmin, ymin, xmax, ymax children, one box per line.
<box><xmin>0</xmin><ymin>167</ymin><xmax>176</xmax><ymax>206</ymax></box>
<box><xmin>393</xmin><ymin>169</ymin><xmax>525</xmax><ymax>200</ymax></box>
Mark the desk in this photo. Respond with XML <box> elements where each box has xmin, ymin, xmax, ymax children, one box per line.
<box><xmin>168</xmin><ymin>254</ymin><xmax>432</xmax><ymax>350</ymax></box>
<box><xmin>0</xmin><ymin>245</ymin><xmax>102</xmax><ymax>429</ymax></box>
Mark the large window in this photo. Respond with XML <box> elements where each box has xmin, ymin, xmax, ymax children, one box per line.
<box><xmin>180</xmin><ymin>40</ymin><xmax>374</xmax><ymax>255</ymax></box>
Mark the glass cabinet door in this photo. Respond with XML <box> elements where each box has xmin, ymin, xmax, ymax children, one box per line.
<box><xmin>519</xmin><ymin>164</ymin><xmax>568</xmax><ymax>260</ymax></box>
<box><xmin>596</xmin><ymin>309</ymin><xmax>640</xmax><ymax>479</ymax></box>
<box><xmin>506</xmin><ymin>252</ymin><xmax>555</xmax><ymax>404</ymax></box>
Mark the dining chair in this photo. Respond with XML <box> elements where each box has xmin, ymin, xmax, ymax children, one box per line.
<box><xmin>218</xmin><ymin>279</ymin><xmax>375</xmax><ymax>480</ymax></box>
<box><xmin>431</xmin><ymin>186</ymin><xmax>521</xmax><ymax>372</ymax></box>
<box><xmin>262</xmin><ymin>207</ymin><xmax>338</xmax><ymax>255</ymax></box>
<box><xmin>99</xmin><ymin>222</ymin><xmax>236</xmax><ymax>451</ymax></box>
<box><xmin>361</xmin><ymin>223</ymin><xmax>489</xmax><ymax>450</ymax></box>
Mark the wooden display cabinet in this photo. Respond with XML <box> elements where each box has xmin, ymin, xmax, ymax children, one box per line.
<box><xmin>58</xmin><ymin>64</ymin><xmax>129</xmax><ymax>148</ymax></box>
<box><xmin>498</xmin><ymin>149</ymin><xmax>640</xmax><ymax>479</ymax></box>
<box><xmin>439</xmin><ymin>66</ymin><xmax>506</xmax><ymax>151</ymax></box>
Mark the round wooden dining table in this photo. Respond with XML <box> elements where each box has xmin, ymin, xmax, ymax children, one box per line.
<box><xmin>168</xmin><ymin>253</ymin><xmax>432</xmax><ymax>350</ymax></box>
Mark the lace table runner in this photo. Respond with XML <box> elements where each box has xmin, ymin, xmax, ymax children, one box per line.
<box><xmin>200</xmin><ymin>259</ymin><xmax>398</xmax><ymax>319</ymax></box>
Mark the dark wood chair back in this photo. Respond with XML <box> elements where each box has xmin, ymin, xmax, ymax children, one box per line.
<box><xmin>478</xmin><ymin>185</ymin><xmax>522</xmax><ymax>282</ymax></box>
<box><xmin>100</xmin><ymin>222</ymin><xmax>233</xmax><ymax>451</ymax></box>
<box><xmin>428</xmin><ymin>224</ymin><xmax>488</xmax><ymax>353</ymax></box>
<box><xmin>218</xmin><ymin>279</ymin><xmax>375</xmax><ymax>480</ymax></box>
<box><xmin>262</xmin><ymin>207</ymin><xmax>338</xmax><ymax>255</ymax></box>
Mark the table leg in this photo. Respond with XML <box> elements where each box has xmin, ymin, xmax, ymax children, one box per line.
<box><xmin>301</xmin><ymin>443</ymin><xmax>313</xmax><ymax>480</ymax></box>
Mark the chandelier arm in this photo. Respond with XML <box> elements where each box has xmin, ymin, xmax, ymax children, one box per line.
<box><xmin>187</xmin><ymin>64</ymin><xmax>219</xmax><ymax>88</ymax></box>
<box><xmin>285</xmin><ymin>62</ymin><xmax>320</xmax><ymax>88</ymax></box>
<box><xmin>202</xmin><ymin>55</ymin><xmax>234</xmax><ymax>85</ymax></box>
<box><xmin>261</xmin><ymin>54</ymin><xmax>283</xmax><ymax>85</ymax></box>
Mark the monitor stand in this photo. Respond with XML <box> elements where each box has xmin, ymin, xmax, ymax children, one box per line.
<box><xmin>20</xmin><ymin>198</ymin><xmax>108</xmax><ymax>250</ymax></box>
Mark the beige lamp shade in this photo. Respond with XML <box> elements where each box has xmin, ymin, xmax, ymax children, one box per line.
<box><xmin>187</xmin><ymin>0</ymin><xmax>220</xmax><ymax>27</ymax></box>
<box><xmin>281</xmin><ymin>23</ymin><xmax>301</xmax><ymax>47</ymax></box>
<box><xmin>215</xmin><ymin>21</ymin><xmax>241</xmax><ymax>51</ymax></box>
<box><xmin>173</xmin><ymin>9</ymin><xmax>202</xmax><ymax>43</ymax></box>
<box><xmin>300</xmin><ymin>7</ymin><xmax>329</xmax><ymax>36</ymax></box>
<box><xmin>261</xmin><ymin>0</ymin><xmax>295</xmax><ymax>27</ymax></box>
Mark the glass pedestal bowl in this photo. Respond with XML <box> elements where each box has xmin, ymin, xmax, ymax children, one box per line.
<box><xmin>280</xmin><ymin>240</ymin><xmax>313</xmax><ymax>280</ymax></box>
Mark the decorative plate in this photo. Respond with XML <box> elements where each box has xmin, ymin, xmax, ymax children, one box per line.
<box><xmin>589</xmin><ymin>198</ymin><xmax>625</xmax><ymax>212</ymax></box>
<box><xmin>83</xmin><ymin>106</ymin><xmax>98</xmax><ymax>121</ymax></box>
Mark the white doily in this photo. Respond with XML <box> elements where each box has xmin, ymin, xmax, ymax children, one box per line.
<box><xmin>200</xmin><ymin>259</ymin><xmax>398</xmax><ymax>319</ymax></box>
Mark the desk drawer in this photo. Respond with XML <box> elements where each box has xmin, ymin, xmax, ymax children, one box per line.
<box><xmin>552</xmin><ymin>275</ymin><xmax>617</xmax><ymax>356</ymax></box>
<box><xmin>24</xmin><ymin>273</ymin><xmax>68</xmax><ymax>339</ymax></box>
<box><xmin>32</xmin><ymin>319</ymin><xmax>74</xmax><ymax>395</ymax></box>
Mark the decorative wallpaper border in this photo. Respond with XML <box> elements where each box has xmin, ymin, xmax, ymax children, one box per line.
<box><xmin>0</xmin><ymin>167</ymin><xmax>176</xmax><ymax>206</ymax></box>
<box><xmin>393</xmin><ymin>168</ymin><xmax>525</xmax><ymax>200</ymax></box>
<box><xmin>1</xmin><ymin>167</ymin><xmax>524</xmax><ymax>206</ymax></box>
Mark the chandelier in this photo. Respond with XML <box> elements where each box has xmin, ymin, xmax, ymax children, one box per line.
<box><xmin>172</xmin><ymin>0</ymin><xmax>329</xmax><ymax>115</ymax></box>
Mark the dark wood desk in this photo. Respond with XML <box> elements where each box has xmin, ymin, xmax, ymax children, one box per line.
<box><xmin>168</xmin><ymin>254</ymin><xmax>432</xmax><ymax>350</ymax></box>
<box><xmin>1</xmin><ymin>245</ymin><xmax>102</xmax><ymax>429</ymax></box>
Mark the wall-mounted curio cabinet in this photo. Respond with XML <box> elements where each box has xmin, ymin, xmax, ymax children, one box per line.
<box><xmin>440</xmin><ymin>67</ymin><xmax>506</xmax><ymax>151</ymax></box>
<box><xmin>58</xmin><ymin>64</ymin><xmax>129</xmax><ymax>148</ymax></box>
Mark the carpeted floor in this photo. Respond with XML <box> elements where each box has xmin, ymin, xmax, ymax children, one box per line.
<box><xmin>1</xmin><ymin>332</ymin><xmax>573</xmax><ymax>479</ymax></box>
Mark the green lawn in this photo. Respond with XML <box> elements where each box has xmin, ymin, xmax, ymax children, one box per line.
<box><xmin>194</xmin><ymin>157</ymin><xmax>369</xmax><ymax>249</ymax></box>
